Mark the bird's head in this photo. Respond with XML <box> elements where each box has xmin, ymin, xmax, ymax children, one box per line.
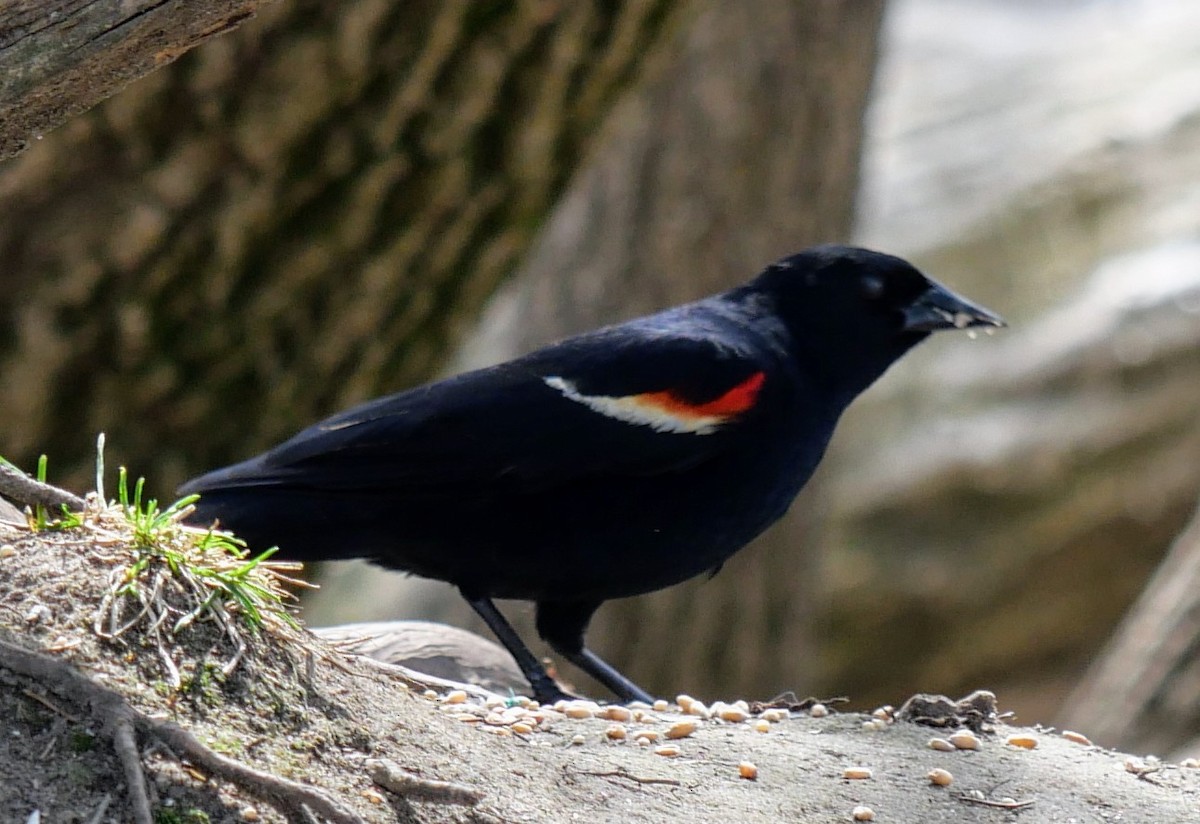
<box><xmin>744</xmin><ymin>244</ymin><xmax>1004</xmax><ymax>401</ymax></box>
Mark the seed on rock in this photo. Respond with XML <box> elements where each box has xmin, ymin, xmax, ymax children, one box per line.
<box><xmin>240</xmin><ymin>807</ymin><xmax>260</xmax><ymax>822</ymax></box>
<box><xmin>810</xmin><ymin>703</ymin><xmax>829</xmax><ymax>718</ymax></box>
<box><xmin>666</xmin><ymin>720</ymin><xmax>698</xmax><ymax>739</ymax></box>
<box><xmin>422</xmin><ymin>690</ymin><xmax>438</xmax><ymax>700</ymax></box>
<box><xmin>843</xmin><ymin>767</ymin><xmax>872</xmax><ymax>780</ymax></box>
<box><xmin>1006</xmin><ymin>734</ymin><xmax>1038</xmax><ymax>750</ymax></box>
<box><xmin>637</xmin><ymin>736</ymin><xmax>653</xmax><ymax>747</ymax></box>
<box><xmin>718</xmin><ymin>705</ymin><xmax>750</xmax><ymax>723</ymax></box>
<box><xmin>1181</xmin><ymin>758</ymin><xmax>1200</xmax><ymax>769</ymax></box>
<box><xmin>511</xmin><ymin>722</ymin><xmax>534</xmax><ymax>735</ymax></box>
<box><xmin>603</xmin><ymin>706</ymin><xmax>633</xmax><ymax>723</ymax></box>
<box><xmin>927</xmin><ymin>768</ymin><xmax>953</xmax><ymax>787</ymax></box>
<box><xmin>738</xmin><ymin>761</ymin><xmax>758</xmax><ymax>780</ymax></box>
<box><xmin>752</xmin><ymin>719</ymin><xmax>770</xmax><ymax>733</ymax></box>
<box><xmin>653</xmin><ymin>699</ymin><xmax>670</xmax><ymax>712</ymax></box>
<box><xmin>1061</xmin><ymin>730</ymin><xmax>1093</xmax><ymax>746</ymax></box>
<box><xmin>851</xmin><ymin>805</ymin><xmax>875</xmax><ymax>821</ymax></box>
<box><xmin>606</xmin><ymin>724</ymin><xmax>627</xmax><ymax>741</ymax></box>
<box><xmin>483</xmin><ymin>713</ymin><xmax>506</xmax><ymax>726</ymax></box>
<box><xmin>685</xmin><ymin>701</ymin><xmax>711</xmax><ymax>719</ymax></box>
<box><xmin>761</xmin><ymin>708</ymin><xmax>788</xmax><ymax>723</ymax></box>
<box><xmin>0</xmin><ymin>545</ymin><xmax>16</xmax><ymax>558</ymax></box>
<box><xmin>949</xmin><ymin>730</ymin><xmax>981</xmax><ymax>750</ymax></box>
<box><xmin>362</xmin><ymin>789</ymin><xmax>385</xmax><ymax>804</ymax></box>
<box><xmin>485</xmin><ymin>695</ymin><xmax>507</xmax><ymax>709</ymax></box>
<box><xmin>654</xmin><ymin>744</ymin><xmax>682</xmax><ymax>757</ymax></box>
<box><xmin>444</xmin><ymin>690</ymin><xmax>468</xmax><ymax>705</ymax></box>
<box><xmin>453</xmin><ymin>713</ymin><xmax>481</xmax><ymax>723</ymax></box>
<box><xmin>676</xmin><ymin>694</ymin><xmax>696</xmax><ymax>712</ymax></box>
<box><xmin>564</xmin><ymin>701</ymin><xmax>599</xmax><ymax>719</ymax></box>
<box><xmin>861</xmin><ymin>719</ymin><xmax>886</xmax><ymax>732</ymax></box>
<box><xmin>871</xmin><ymin>707</ymin><xmax>892</xmax><ymax>721</ymax></box>
<box><xmin>633</xmin><ymin>729</ymin><xmax>661</xmax><ymax>742</ymax></box>
<box><xmin>570</xmin><ymin>734</ymin><xmax>586</xmax><ymax>746</ymax></box>
<box><xmin>928</xmin><ymin>737</ymin><xmax>956</xmax><ymax>752</ymax></box>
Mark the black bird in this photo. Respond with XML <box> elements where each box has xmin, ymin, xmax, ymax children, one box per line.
<box><xmin>180</xmin><ymin>245</ymin><xmax>1003</xmax><ymax>704</ymax></box>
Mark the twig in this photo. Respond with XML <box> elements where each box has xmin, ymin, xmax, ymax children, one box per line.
<box><xmin>0</xmin><ymin>463</ymin><xmax>85</xmax><ymax>511</ymax></box>
<box><xmin>0</xmin><ymin>638</ymin><xmax>365</xmax><ymax>824</ymax></box>
<box><xmin>367</xmin><ymin>758</ymin><xmax>485</xmax><ymax>805</ymax></box>
<box><xmin>954</xmin><ymin>793</ymin><xmax>1036</xmax><ymax>810</ymax></box>
<box><xmin>85</xmin><ymin>794</ymin><xmax>112</xmax><ymax>824</ymax></box>
<box><xmin>576</xmin><ymin>767</ymin><xmax>682</xmax><ymax>787</ymax></box>
<box><xmin>21</xmin><ymin>688</ymin><xmax>81</xmax><ymax>722</ymax></box>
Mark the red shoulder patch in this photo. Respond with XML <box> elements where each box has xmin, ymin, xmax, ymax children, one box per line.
<box><xmin>639</xmin><ymin>371</ymin><xmax>766</xmax><ymax>419</ymax></box>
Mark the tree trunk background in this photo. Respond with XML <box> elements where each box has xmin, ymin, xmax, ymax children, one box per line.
<box><xmin>306</xmin><ymin>0</ymin><xmax>888</xmax><ymax>701</ymax></box>
<box><xmin>0</xmin><ymin>0</ymin><xmax>683</xmax><ymax>491</ymax></box>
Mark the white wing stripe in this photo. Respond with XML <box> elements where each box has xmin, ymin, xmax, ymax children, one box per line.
<box><xmin>543</xmin><ymin>376</ymin><xmax>720</xmax><ymax>435</ymax></box>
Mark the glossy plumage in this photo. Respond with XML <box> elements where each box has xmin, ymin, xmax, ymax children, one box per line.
<box><xmin>181</xmin><ymin>244</ymin><xmax>1003</xmax><ymax>703</ymax></box>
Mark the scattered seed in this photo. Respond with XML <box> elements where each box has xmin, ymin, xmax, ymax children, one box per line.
<box><xmin>654</xmin><ymin>744</ymin><xmax>682</xmax><ymax>757</ymax></box>
<box><xmin>422</xmin><ymin>689</ymin><xmax>438</xmax><ymax>700</ymax></box>
<box><xmin>843</xmin><ymin>767</ymin><xmax>872</xmax><ymax>780</ymax></box>
<box><xmin>676</xmin><ymin>694</ymin><xmax>696</xmax><ymax>712</ymax></box>
<box><xmin>718</xmin><ymin>705</ymin><xmax>750</xmax><ymax>723</ymax></box>
<box><xmin>564</xmin><ymin>701</ymin><xmax>598</xmax><ymax>720</ymax></box>
<box><xmin>761</xmin><ymin>708</ymin><xmax>788</xmax><ymax>723</ymax></box>
<box><xmin>627</xmin><ymin>700</ymin><xmax>652</xmax><ymax>710</ymax></box>
<box><xmin>511</xmin><ymin>722</ymin><xmax>534</xmax><ymax>735</ymax></box>
<box><xmin>444</xmin><ymin>690</ymin><xmax>468</xmax><ymax>705</ymax></box>
<box><xmin>738</xmin><ymin>762</ymin><xmax>758</xmax><ymax>780</ymax></box>
<box><xmin>239</xmin><ymin>807</ymin><xmax>260</xmax><ymax>822</ymax></box>
<box><xmin>861</xmin><ymin>719</ymin><xmax>887</xmax><ymax>732</ymax></box>
<box><xmin>871</xmin><ymin>707</ymin><xmax>891</xmax><ymax>721</ymax></box>
<box><xmin>810</xmin><ymin>703</ymin><xmax>829</xmax><ymax>718</ymax></box>
<box><xmin>1006</xmin><ymin>734</ymin><xmax>1038</xmax><ymax>750</ymax></box>
<box><xmin>484</xmin><ymin>695</ymin><xmax>506</xmax><ymax>709</ymax></box>
<box><xmin>603</xmin><ymin>706</ymin><xmax>633</xmax><ymax>723</ymax></box>
<box><xmin>752</xmin><ymin>719</ymin><xmax>770</xmax><ymax>733</ymax></box>
<box><xmin>362</xmin><ymin>788</ymin><xmax>385</xmax><ymax>804</ymax></box>
<box><xmin>666</xmin><ymin>720</ymin><xmax>698</xmax><ymax>740</ymax></box>
<box><xmin>1061</xmin><ymin>730</ymin><xmax>1092</xmax><ymax>746</ymax></box>
<box><xmin>606</xmin><ymin>724</ymin><xmax>627</xmax><ymax>741</ymax></box>
<box><xmin>928</xmin><ymin>737</ymin><xmax>956</xmax><ymax>752</ymax></box>
<box><xmin>453</xmin><ymin>713</ymin><xmax>481</xmax><ymax>723</ymax></box>
<box><xmin>633</xmin><ymin>729</ymin><xmax>661</xmax><ymax>742</ymax></box>
<box><xmin>570</xmin><ymin>734</ymin><xmax>586</xmax><ymax>746</ymax></box>
<box><xmin>685</xmin><ymin>701</ymin><xmax>711</xmax><ymax>719</ymax></box>
<box><xmin>488</xmin><ymin>726</ymin><xmax>512</xmax><ymax>736</ymax></box>
<box><xmin>927</xmin><ymin>768</ymin><xmax>953</xmax><ymax>787</ymax></box>
<box><xmin>483</xmin><ymin>713</ymin><xmax>507</xmax><ymax>726</ymax></box>
<box><xmin>851</xmin><ymin>805</ymin><xmax>875</xmax><ymax>821</ymax></box>
<box><xmin>0</xmin><ymin>545</ymin><xmax>16</xmax><ymax>559</ymax></box>
<box><xmin>653</xmin><ymin>699</ymin><xmax>669</xmax><ymax>712</ymax></box>
<box><xmin>637</xmin><ymin>736</ymin><xmax>653</xmax><ymax>747</ymax></box>
<box><xmin>949</xmin><ymin>730</ymin><xmax>981</xmax><ymax>750</ymax></box>
<box><xmin>1181</xmin><ymin>758</ymin><xmax>1200</xmax><ymax>769</ymax></box>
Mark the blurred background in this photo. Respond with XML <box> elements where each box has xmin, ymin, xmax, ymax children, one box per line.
<box><xmin>2</xmin><ymin>0</ymin><xmax>1199</xmax><ymax>756</ymax></box>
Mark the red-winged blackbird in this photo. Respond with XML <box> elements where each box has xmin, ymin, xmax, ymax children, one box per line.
<box><xmin>180</xmin><ymin>245</ymin><xmax>1003</xmax><ymax>704</ymax></box>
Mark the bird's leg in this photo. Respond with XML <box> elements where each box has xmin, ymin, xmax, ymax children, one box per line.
<box><xmin>536</xmin><ymin>600</ymin><xmax>655</xmax><ymax>705</ymax></box>
<box><xmin>461</xmin><ymin>591</ymin><xmax>576</xmax><ymax>705</ymax></box>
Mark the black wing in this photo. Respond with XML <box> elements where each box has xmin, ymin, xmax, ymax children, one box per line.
<box><xmin>181</xmin><ymin>318</ymin><xmax>777</xmax><ymax>497</ymax></box>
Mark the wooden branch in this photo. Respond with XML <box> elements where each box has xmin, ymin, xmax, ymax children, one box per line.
<box><xmin>0</xmin><ymin>0</ymin><xmax>274</xmax><ymax>161</ymax></box>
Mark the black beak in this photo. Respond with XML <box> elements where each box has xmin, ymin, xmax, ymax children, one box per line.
<box><xmin>902</xmin><ymin>281</ymin><xmax>1005</xmax><ymax>332</ymax></box>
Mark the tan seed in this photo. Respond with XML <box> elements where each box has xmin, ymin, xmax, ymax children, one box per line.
<box><xmin>570</xmin><ymin>734</ymin><xmax>586</xmax><ymax>746</ymax></box>
<box><xmin>653</xmin><ymin>699</ymin><xmax>669</xmax><ymax>712</ymax></box>
<box><xmin>1061</xmin><ymin>730</ymin><xmax>1093</xmax><ymax>746</ymax></box>
<box><xmin>738</xmin><ymin>761</ymin><xmax>758</xmax><ymax>780</ymax></box>
<box><xmin>843</xmin><ymin>766</ymin><xmax>872</xmax><ymax>780</ymax></box>
<box><xmin>637</xmin><ymin>736</ymin><xmax>653</xmax><ymax>747</ymax></box>
<box><xmin>444</xmin><ymin>690</ymin><xmax>468</xmax><ymax>705</ymax></box>
<box><xmin>485</xmin><ymin>695</ymin><xmax>506</xmax><ymax>709</ymax></box>
<box><xmin>0</xmin><ymin>545</ymin><xmax>16</xmax><ymax>558</ymax></box>
<box><xmin>927</xmin><ymin>768</ymin><xmax>953</xmax><ymax>787</ymax></box>
<box><xmin>685</xmin><ymin>701</ymin><xmax>711</xmax><ymax>719</ymax></box>
<box><xmin>362</xmin><ymin>789</ymin><xmax>385</xmax><ymax>804</ymax></box>
<box><xmin>851</xmin><ymin>805</ymin><xmax>875</xmax><ymax>821</ymax></box>
<box><xmin>666</xmin><ymin>720</ymin><xmax>698</xmax><ymax>739</ymax></box>
<box><xmin>753</xmin><ymin>719</ymin><xmax>770</xmax><ymax>733</ymax></box>
<box><xmin>871</xmin><ymin>707</ymin><xmax>891</xmax><ymax>721</ymax></box>
<box><xmin>511</xmin><ymin>722</ymin><xmax>534</xmax><ymax>735</ymax></box>
<box><xmin>1006</xmin><ymin>734</ymin><xmax>1038</xmax><ymax>750</ymax></box>
<box><xmin>654</xmin><ymin>744</ymin><xmax>682</xmax><ymax>757</ymax></box>
<box><xmin>564</xmin><ymin>702</ymin><xmax>597</xmax><ymax>720</ymax></box>
<box><xmin>734</xmin><ymin>699</ymin><xmax>750</xmax><ymax>712</ymax></box>
<box><xmin>603</xmin><ymin>705</ymin><xmax>632</xmax><ymax>722</ymax></box>
<box><xmin>240</xmin><ymin>808</ymin><xmax>260</xmax><ymax>822</ymax></box>
<box><xmin>606</xmin><ymin>724</ymin><xmax>627</xmax><ymax>741</ymax></box>
<box><xmin>676</xmin><ymin>694</ymin><xmax>696</xmax><ymax>712</ymax></box>
<box><xmin>718</xmin><ymin>706</ymin><xmax>750</xmax><ymax>723</ymax></box>
<box><xmin>928</xmin><ymin>737</ymin><xmax>956</xmax><ymax>752</ymax></box>
<box><xmin>810</xmin><ymin>703</ymin><xmax>829</xmax><ymax>718</ymax></box>
<box><xmin>633</xmin><ymin>729</ymin><xmax>661</xmax><ymax>742</ymax></box>
<box><xmin>762</xmin><ymin>709</ymin><xmax>787</xmax><ymax>723</ymax></box>
<box><xmin>1181</xmin><ymin>758</ymin><xmax>1200</xmax><ymax>769</ymax></box>
<box><xmin>454</xmin><ymin>713</ymin><xmax>481</xmax><ymax>723</ymax></box>
<box><xmin>949</xmin><ymin>730</ymin><xmax>981</xmax><ymax>750</ymax></box>
<box><xmin>422</xmin><ymin>689</ymin><xmax>438</xmax><ymax>700</ymax></box>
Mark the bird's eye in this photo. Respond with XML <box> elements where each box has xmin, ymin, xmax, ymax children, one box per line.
<box><xmin>860</xmin><ymin>274</ymin><xmax>886</xmax><ymax>300</ymax></box>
